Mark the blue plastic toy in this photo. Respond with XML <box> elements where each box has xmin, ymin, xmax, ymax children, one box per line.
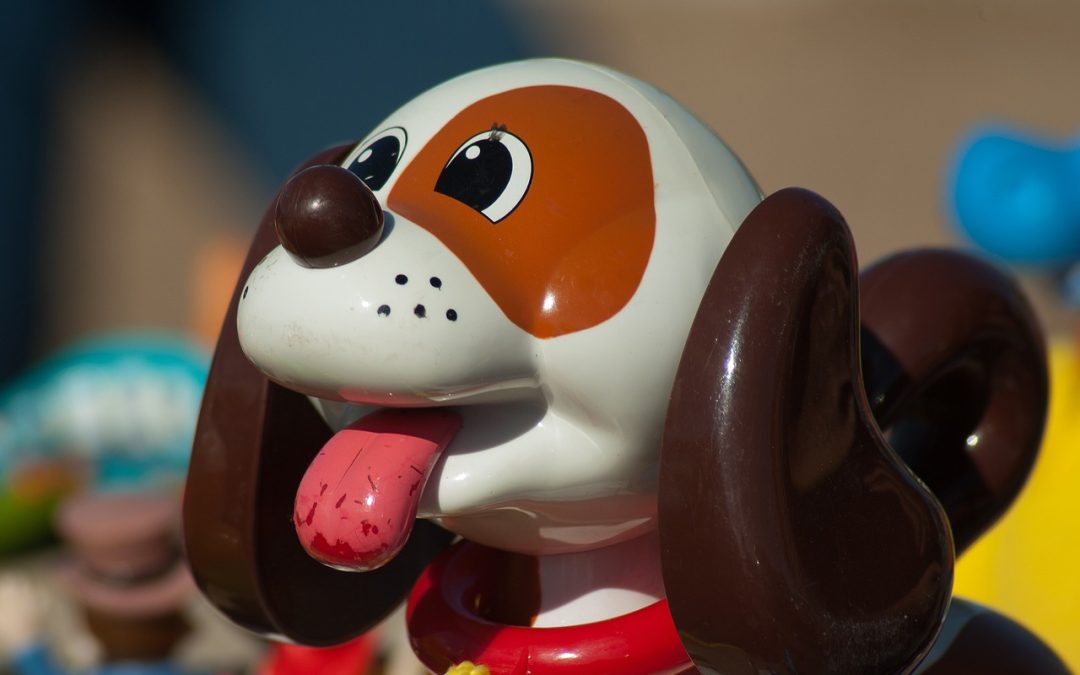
<box><xmin>952</xmin><ymin>128</ymin><xmax>1080</xmax><ymax>268</ymax></box>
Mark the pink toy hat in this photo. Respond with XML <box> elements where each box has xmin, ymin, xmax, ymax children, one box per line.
<box><xmin>55</xmin><ymin>491</ymin><xmax>194</xmax><ymax>617</ymax></box>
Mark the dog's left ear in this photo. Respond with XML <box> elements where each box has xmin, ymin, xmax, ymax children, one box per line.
<box><xmin>859</xmin><ymin>249</ymin><xmax>1047</xmax><ymax>555</ymax></box>
<box><xmin>659</xmin><ymin>188</ymin><xmax>952</xmax><ymax>674</ymax></box>
<box><xmin>183</xmin><ymin>145</ymin><xmax>454</xmax><ymax>646</ymax></box>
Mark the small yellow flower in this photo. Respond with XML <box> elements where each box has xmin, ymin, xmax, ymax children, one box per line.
<box><xmin>445</xmin><ymin>660</ymin><xmax>491</xmax><ymax>675</ymax></box>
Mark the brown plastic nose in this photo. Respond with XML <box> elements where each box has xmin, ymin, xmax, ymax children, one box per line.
<box><xmin>274</xmin><ymin>164</ymin><xmax>385</xmax><ymax>268</ymax></box>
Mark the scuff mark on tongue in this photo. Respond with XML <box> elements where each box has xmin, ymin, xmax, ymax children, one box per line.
<box><xmin>294</xmin><ymin>408</ymin><xmax>461</xmax><ymax>571</ymax></box>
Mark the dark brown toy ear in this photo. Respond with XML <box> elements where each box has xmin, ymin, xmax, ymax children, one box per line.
<box><xmin>659</xmin><ymin>188</ymin><xmax>953</xmax><ymax>673</ymax></box>
<box><xmin>859</xmin><ymin>250</ymin><xmax>1047</xmax><ymax>555</ymax></box>
<box><xmin>182</xmin><ymin>145</ymin><xmax>453</xmax><ymax>646</ymax></box>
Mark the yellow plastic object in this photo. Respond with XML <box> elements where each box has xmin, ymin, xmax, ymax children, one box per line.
<box><xmin>954</xmin><ymin>340</ymin><xmax>1080</xmax><ymax>670</ymax></box>
<box><xmin>445</xmin><ymin>661</ymin><xmax>490</xmax><ymax>675</ymax></box>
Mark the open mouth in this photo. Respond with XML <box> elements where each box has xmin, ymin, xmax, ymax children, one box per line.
<box><xmin>293</xmin><ymin>407</ymin><xmax>462</xmax><ymax>572</ymax></box>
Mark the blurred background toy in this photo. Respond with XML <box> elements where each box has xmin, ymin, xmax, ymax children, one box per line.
<box><xmin>0</xmin><ymin>336</ymin><xmax>206</xmax><ymax>556</ymax></box>
<box><xmin>1</xmin><ymin>491</ymin><xmax>204</xmax><ymax>675</ymax></box>
<box><xmin>952</xmin><ymin>126</ymin><xmax>1080</xmax><ymax>307</ymax></box>
<box><xmin>952</xmin><ymin>128</ymin><xmax>1080</xmax><ymax>266</ymax></box>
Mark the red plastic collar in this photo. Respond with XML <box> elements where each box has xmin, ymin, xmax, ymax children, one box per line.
<box><xmin>406</xmin><ymin>541</ymin><xmax>692</xmax><ymax>674</ymax></box>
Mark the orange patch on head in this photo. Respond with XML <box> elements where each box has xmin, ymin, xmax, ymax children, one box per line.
<box><xmin>388</xmin><ymin>86</ymin><xmax>655</xmax><ymax>338</ymax></box>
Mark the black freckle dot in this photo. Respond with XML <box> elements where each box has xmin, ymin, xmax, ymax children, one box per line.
<box><xmin>395</xmin><ymin>274</ymin><xmax>408</xmax><ymax>285</ymax></box>
<box><xmin>242</xmin><ymin>286</ymin><xmax>249</xmax><ymax>299</ymax></box>
<box><xmin>377</xmin><ymin>304</ymin><xmax>391</xmax><ymax>316</ymax></box>
<box><xmin>446</xmin><ymin>309</ymin><xmax>458</xmax><ymax>321</ymax></box>
<box><xmin>414</xmin><ymin>304</ymin><xmax>427</xmax><ymax>318</ymax></box>
<box><xmin>430</xmin><ymin>277</ymin><xmax>442</xmax><ymax>289</ymax></box>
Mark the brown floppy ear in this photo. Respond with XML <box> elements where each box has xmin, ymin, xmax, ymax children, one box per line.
<box><xmin>182</xmin><ymin>145</ymin><xmax>454</xmax><ymax>645</ymax></box>
<box><xmin>659</xmin><ymin>188</ymin><xmax>952</xmax><ymax>674</ymax></box>
<box><xmin>859</xmin><ymin>251</ymin><xmax>1047</xmax><ymax>555</ymax></box>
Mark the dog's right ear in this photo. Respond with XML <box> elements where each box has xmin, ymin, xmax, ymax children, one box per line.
<box><xmin>659</xmin><ymin>188</ymin><xmax>953</xmax><ymax>674</ymax></box>
<box><xmin>182</xmin><ymin>145</ymin><xmax>454</xmax><ymax>646</ymax></box>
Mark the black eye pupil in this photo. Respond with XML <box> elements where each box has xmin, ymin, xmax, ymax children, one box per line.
<box><xmin>347</xmin><ymin>136</ymin><xmax>401</xmax><ymax>190</ymax></box>
<box><xmin>435</xmin><ymin>139</ymin><xmax>512</xmax><ymax>213</ymax></box>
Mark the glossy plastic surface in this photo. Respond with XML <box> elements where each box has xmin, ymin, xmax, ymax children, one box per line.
<box><xmin>660</xmin><ymin>189</ymin><xmax>951</xmax><ymax>673</ymax></box>
<box><xmin>860</xmin><ymin>249</ymin><xmax>1047</xmax><ymax>554</ymax></box>
<box><xmin>275</xmin><ymin>165</ymin><xmax>384</xmax><ymax>268</ymax></box>
<box><xmin>406</xmin><ymin>541</ymin><xmax>691</xmax><ymax>675</ymax></box>
<box><xmin>659</xmin><ymin>188</ymin><xmax>1053</xmax><ymax>674</ymax></box>
<box><xmin>294</xmin><ymin>409</ymin><xmax>461</xmax><ymax>571</ymax></box>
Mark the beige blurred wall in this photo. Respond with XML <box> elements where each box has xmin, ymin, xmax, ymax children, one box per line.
<box><xmin>41</xmin><ymin>40</ymin><xmax>265</xmax><ymax>354</ymax></box>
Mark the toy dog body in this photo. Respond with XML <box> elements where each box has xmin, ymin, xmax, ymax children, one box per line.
<box><xmin>185</xmin><ymin>60</ymin><xmax>1066</xmax><ymax>674</ymax></box>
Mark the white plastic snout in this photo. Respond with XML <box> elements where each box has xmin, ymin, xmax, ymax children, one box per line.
<box><xmin>237</xmin><ymin>216</ymin><xmax>537</xmax><ymax>406</ymax></box>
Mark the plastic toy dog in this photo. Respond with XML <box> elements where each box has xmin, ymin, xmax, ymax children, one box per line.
<box><xmin>184</xmin><ymin>59</ymin><xmax>1066</xmax><ymax>673</ymax></box>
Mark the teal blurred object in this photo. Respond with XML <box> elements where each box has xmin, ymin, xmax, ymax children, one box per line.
<box><xmin>0</xmin><ymin>335</ymin><xmax>208</xmax><ymax>554</ymax></box>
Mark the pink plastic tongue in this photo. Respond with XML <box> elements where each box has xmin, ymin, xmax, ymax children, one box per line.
<box><xmin>293</xmin><ymin>408</ymin><xmax>461</xmax><ymax>571</ymax></box>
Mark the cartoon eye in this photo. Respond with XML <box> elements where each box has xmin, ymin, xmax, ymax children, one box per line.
<box><xmin>342</xmin><ymin>127</ymin><xmax>407</xmax><ymax>191</ymax></box>
<box><xmin>435</xmin><ymin>128</ymin><xmax>533</xmax><ymax>223</ymax></box>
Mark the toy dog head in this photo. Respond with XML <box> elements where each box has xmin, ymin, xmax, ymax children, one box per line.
<box><xmin>184</xmin><ymin>59</ymin><xmax>1048</xmax><ymax>672</ymax></box>
<box><xmin>233</xmin><ymin>59</ymin><xmax>761</xmax><ymax>563</ymax></box>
